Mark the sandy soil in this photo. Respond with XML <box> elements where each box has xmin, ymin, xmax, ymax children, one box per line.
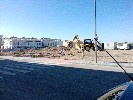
<box><xmin>1</xmin><ymin>47</ymin><xmax>133</xmax><ymax>63</ymax></box>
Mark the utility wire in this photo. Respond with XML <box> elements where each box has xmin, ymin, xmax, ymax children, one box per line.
<box><xmin>94</xmin><ymin>38</ymin><xmax>133</xmax><ymax>81</ymax></box>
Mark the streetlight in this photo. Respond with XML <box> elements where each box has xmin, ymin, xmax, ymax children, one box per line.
<box><xmin>94</xmin><ymin>0</ymin><xmax>97</xmax><ymax>63</ymax></box>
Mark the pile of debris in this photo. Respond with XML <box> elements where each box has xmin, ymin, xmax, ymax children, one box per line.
<box><xmin>2</xmin><ymin>46</ymin><xmax>82</xmax><ymax>59</ymax></box>
<box><xmin>2</xmin><ymin>47</ymin><xmax>133</xmax><ymax>63</ymax></box>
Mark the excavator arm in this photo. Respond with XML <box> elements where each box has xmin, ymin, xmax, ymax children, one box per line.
<box><xmin>67</xmin><ymin>35</ymin><xmax>83</xmax><ymax>49</ymax></box>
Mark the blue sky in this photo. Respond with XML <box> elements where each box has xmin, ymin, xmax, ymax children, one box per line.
<box><xmin>0</xmin><ymin>0</ymin><xmax>133</xmax><ymax>42</ymax></box>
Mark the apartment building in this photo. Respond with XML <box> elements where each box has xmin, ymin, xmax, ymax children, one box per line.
<box><xmin>40</xmin><ymin>38</ymin><xmax>63</xmax><ymax>47</ymax></box>
<box><xmin>1</xmin><ymin>37</ymin><xmax>42</xmax><ymax>50</ymax></box>
<box><xmin>1</xmin><ymin>36</ymin><xmax>63</xmax><ymax>50</ymax></box>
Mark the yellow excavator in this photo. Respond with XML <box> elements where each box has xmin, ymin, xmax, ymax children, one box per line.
<box><xmin>67</xmin><ymin>35</ymin><xmax>95</xmax><ymax>51</ymax></box>
<box><xmin>67</xmin><ymin>35</ymin><xmax>82</xmax><ymax>49</ymax></box>
<box><xmin>83</xmin><ymin>38</ymin><xmax>95</xmax><ymax>51</ymax></box>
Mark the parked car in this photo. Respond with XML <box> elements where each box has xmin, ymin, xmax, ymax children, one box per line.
<box><xmin>117</xmin><ymin>42</ymin><xmax>130</xmax><ymax>50</ymax></box>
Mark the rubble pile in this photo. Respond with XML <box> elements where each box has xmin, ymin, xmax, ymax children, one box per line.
<box><xmin>1</xmin><ymin>47</ymin><xmax>82</xmax><ymax>59</ymax></box>
<box><xmin>1</xmin><ymin>47</ymin><xmax>133</xmax><ymax>63</ymax></box>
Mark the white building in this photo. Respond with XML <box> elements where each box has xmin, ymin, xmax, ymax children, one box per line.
<box><xmin>104</xmin><ymin>42</ymin><xmax>117</xmax><ymax>50</ymax></box>
<box><xmin>40</xmin><ymin>38</ymin><xmax>63</xmax><ymax>47</ymax></box>
<box><xmin>2</xmin><ymin>37</ymin><xmax>42</xmax><ymax>50</ymax></box>
<box><xmin>1</xmin><ymin>36</ymin><xmax>63</xmax><ymax>50</ymax></box>
<box><xmin>56</xmin><ymin>39</ymin><xmax>63</xmax><ymax>47</ymax></box>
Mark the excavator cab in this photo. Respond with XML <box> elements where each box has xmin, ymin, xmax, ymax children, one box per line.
<box><xmin>84</xmin><ymin>39</ymin><xmax>95</xmax><ymax>51</ymax></box>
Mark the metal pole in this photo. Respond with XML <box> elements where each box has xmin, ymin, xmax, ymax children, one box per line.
<box><xmin>94</xmin><ymin>0</ymin><xmax>97</xmax><ymax>63</ymax></box>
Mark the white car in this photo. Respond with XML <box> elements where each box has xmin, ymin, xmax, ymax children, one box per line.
<box><xmin>117</xmin><ymin>43</ymin><xmax>130</xmax><ymax>50</ymax></box>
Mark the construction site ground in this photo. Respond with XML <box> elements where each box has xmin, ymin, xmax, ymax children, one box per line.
<box><xmin>1</xmin><ymin>47</ymin><xmax>133</xmax><ymax>65</ymax></box>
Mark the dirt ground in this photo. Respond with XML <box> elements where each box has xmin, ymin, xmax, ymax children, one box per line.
<box><xmin>1</xmin><ymin>47</ymin><xmax>133</xmax><ymax>63</ymax></box>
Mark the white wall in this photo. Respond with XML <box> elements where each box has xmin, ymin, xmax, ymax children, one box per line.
<box><xmin>2</xmin><ymin>37</ymin><xmax>42</xmax><ymax>50</ymax></box>
<box><xmin>41</xmin><ymin>38</ymin><xmax>63</xmax><ymax>47</ymax></box>
<box><xmin>2</xmin><ymin>37</ymin><xmax>63</xmax><ymax>50</ymax></box>
<box><xmin>104</xmin><ymin>42</ymin><xmax>117</xmax><ymax>50</ymax></box>
<box><xmin>56</xmin><ymin>39</ymin><xmax>63</xmax><ymax>47</ymax></box>
<box><xmin>2</xmin><ymin>38</ymin><xmax>12</xmax><ymax>49</ymax></box>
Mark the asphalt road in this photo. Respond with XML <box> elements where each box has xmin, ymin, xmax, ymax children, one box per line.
<box><xmin>0</xmin><ymin>57</ymin><xmax>132</xmax><ymax>100</ymax></box>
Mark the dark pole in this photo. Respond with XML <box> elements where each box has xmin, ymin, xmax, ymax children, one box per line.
<box><xmin>94</xmin><ymin>0</ymin><xmax>97</xmax><ymax>63</ymax></box>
